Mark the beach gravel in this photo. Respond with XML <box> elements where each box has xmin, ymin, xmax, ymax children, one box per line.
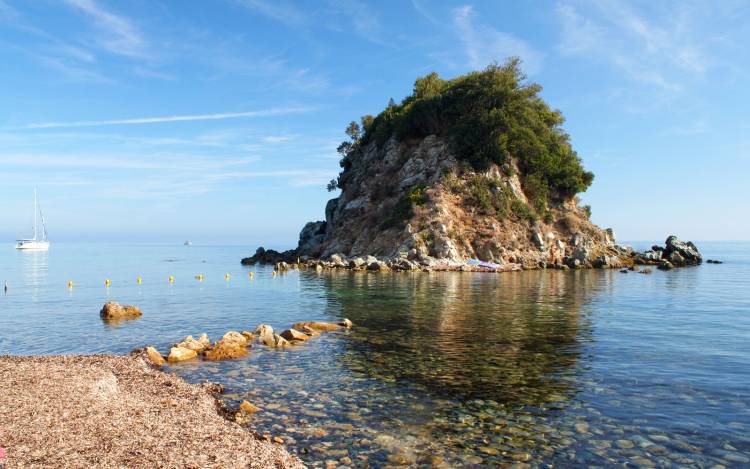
<box><xmin>0</xmin><ymin>354</ymin><xmax>305</xmax><ymax>468</ymax></box>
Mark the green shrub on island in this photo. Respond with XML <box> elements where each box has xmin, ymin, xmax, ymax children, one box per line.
<box><xmin>335</xmin><ymin>58</ymin><xmax>594</xmax><ymax>212</ymax></box>
<box><xmin>380</xmin><ymin>185</ymin><xmax>428</xmax><ymax>229</ymax></box>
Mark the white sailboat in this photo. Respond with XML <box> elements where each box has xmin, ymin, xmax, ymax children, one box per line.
<box><xmin>16</xmin><ymin>188</ymin><xmax>50</xmax><ymax>251</ymax></box>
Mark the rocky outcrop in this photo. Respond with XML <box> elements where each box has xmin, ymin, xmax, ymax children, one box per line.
<box><xmin>100</xmin><ymin>301</ymin><xmax>142</xmax><ymax>320</ymax></box>
<box><xmin>635</xmin><ymin>236</ymin><xmax>702</xmax><ymax>267</ymax></box>
<box><xmin>244</xmin><ymin>134</ymin><xmax>630</xmax><ymax>271</ymax></box>
<box><xmin>241</xmin><ymin>247</ymin><xmax>296</xmax><ymax>266</ymax></box>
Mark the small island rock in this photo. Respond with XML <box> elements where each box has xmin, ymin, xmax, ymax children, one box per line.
<box><xmin>100</xmin><ymin>301</ymin><xmax>142</xmax><ymax>320</ymax></box>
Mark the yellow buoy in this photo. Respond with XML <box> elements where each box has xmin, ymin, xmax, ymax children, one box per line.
<box><xmin>272</xmin><ymin>271</ymin><xmax>277</xmax><ymax>277</ymax></box>
<box><xmin>169</xmin><ymin>275</ymin><xmax>175</xmax><ymax>283</ymax></box>
<box><xmin>196</xmin><ymin>274</ymin><xmax>204</xmax><ymax>282</ymax></box>
<box><xmin>225</xmin><ymin>273</ymin><xmax>231</xmax><ymax>280</ymax></box>
<box><xmin>137</xmin><ymin>276</ymin><xmax>142</xmax><ymax>285</ymax></box>
<box><xmin>105</xmin><ymin>279</ymin><xmax>110</xmax><ymax>287</ymax></box>
<box><xmin>67</xmin><ymin>280</ymin><xmax>73</xmax><ymax>289</ymax></box>
<box><xmin>248</xmin><ymin>272</ymin><xmax>254</xmax><ymax>279</ymax></box>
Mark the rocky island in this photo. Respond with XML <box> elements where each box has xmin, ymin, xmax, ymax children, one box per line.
<box><xmin>243</xmin><ymin>61</ymin><xmax>701</xmax><ymax>272</ymax></box>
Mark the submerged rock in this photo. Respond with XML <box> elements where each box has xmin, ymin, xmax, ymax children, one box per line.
<box><xmin>240</xmin><ymin>400</ymin><xmax>262</xmax><ymax>414</ymax></box>
<box><xmin>100</xmin><ymin>301</ymin><xmax>142</xmax><ymax>320</ymax></box>
<box><xmin>291</xmin><ymin>321</ymin><xmax>342</xmax><ymax>332</ymax></box>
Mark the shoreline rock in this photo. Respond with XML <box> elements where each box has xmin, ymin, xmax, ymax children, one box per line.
<box><xmin>244</xmin><ymin>234</ymin><xmax>703</xmax><ymax>274</ymax></box>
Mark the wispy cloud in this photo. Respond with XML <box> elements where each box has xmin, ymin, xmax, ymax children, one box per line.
<box><xmin>63</xmin><ymin>0</ymin><xmax>146</xmax><ymax>57</ymax></box>
<box><xmin>452</xmin><ymin>5</ymin><xmax>543</xmax><ymax>74</ymax></box>
<box><xmin>556</xmin><ymin>0</ymin><xmax>717</xmax><ymax>90</ymax></box>
<box><xmin>15</xmin><ymin>107</ymin><xmax>314</xmax><ymax>129</ymax></box>
<box><xmin>235</xmin><ymin>0</ymin><xmax>308</xmax><ymax>27</ymax></box>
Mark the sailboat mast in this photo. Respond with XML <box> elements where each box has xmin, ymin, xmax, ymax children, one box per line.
<box><xmin>33</xmin><ymin>187</ymin><xmax>37</xmax><ymax>241</ymax></box>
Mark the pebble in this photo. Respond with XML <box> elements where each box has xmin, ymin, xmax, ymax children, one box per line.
<box><xmin>616</xmin><ymin>440</ymin><xmax>635</xmax><ymax>449</ymax></box>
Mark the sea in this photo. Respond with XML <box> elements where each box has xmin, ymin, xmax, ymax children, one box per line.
<box><xmin>1</xmin><ymin>242</ymin><xmax>748</xmax><ymax>468</ymax></box>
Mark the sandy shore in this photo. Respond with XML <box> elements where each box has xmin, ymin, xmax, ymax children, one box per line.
<box><xmin>0</xmin><ymin>354</ymin><xmax>305</xmax><ymax>468</ymax></box>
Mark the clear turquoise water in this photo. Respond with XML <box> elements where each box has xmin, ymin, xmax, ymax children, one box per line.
<box><xmin>1</xmin><ymin>242</ymin><xmax>749</xmax><ymax>467</ymax></box>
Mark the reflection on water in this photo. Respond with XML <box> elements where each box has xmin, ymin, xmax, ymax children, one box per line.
<box><xmin>2</xmin><ymin>243</ymin><xmax>750</xmax><ymax>467</ymax></box>
<box><xmin>182</xmin><ymin>267</ymin><xmax>750</xmax><ymax>467</ymax></box>
<box><xmin>18</xmin><ymin>250</ymin><xmax>48</xmax><ymax>300</ymax></box>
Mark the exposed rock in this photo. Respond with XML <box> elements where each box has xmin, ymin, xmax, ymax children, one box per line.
<box><xmin>298</xmin><ymin>221</ymin><xmax>327</xmax><ymax>255</ymax></box>
<box><xmin>241</xmin><ymin>331</ymin><xmax>256</xmax><ymax>341</ymax></box>
<box><xmin>272</xmin><ymin>334</ymin><xmax>290</xmax><ymax>348</ymax></box>
<box><xmin>203</xmin><ymin>339</ymin><xmax>248</xmax><ymax>361</ymax></box>
<box><xmin>255</xmin><ymin>324</ymin><xmax>276</xmax><ymax>347</ymax></box>
<box><xmin>340</xmin><ymin>318</ymin><xmax>353</xmax><ymax>328</ymax></box>
<box><xmin>100</xmin><ymin>301</ymin><xmax>142</xmax><ymax>320</ymax></box>
<box><xmin>177</xmin><ymin>334</ymin><xmax>210</xmax><ymax>352</ymax></box>
<box><xmin>145</xmin><ymin>347</ymin><xmax>165</xmax><ymax>367</ymax></box>
<box><xmin>636</xmin><ymin>235</ymin><xmax>702</xmax><ymax>267</ymax></box>
<box><xmin>221</xmin><ymin>331</ymin><xmax>248</xmax><ymax>347</ymax></box>
<box><xmin>640</xmin><ymin>268</ymin><xmax>653</xmax><ymax>274</ymax></box>
<box><xmin>241</xmin><ymin>247</ymin><xmax>296</xmax><ymax>265</ymax></box>
<box><xmin>280</xmin><ymin>328</ymin><xmax>309</xmax><ymax>342</ymax></box>
<box><xmin>664</xmin><ymin>235</ymin><xmax>702</xmax><ymax>266</ymax></box>
<box><xmin>706</xmin><ymin>259</ymin><xmax>723</xmax><ymax>264</ymax></box>
<box><xmin>167</xmin><ymin>346</ymin><xmax>197</xmax><ymax>363</ymax></box>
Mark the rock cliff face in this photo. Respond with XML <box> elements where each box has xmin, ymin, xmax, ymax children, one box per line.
<box><xmin>292</xmin><ymin>134</ymin><xmax>626</xmax><ymax>270</ymax></box>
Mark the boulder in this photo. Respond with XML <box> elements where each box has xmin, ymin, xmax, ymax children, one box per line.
<box><xmin>177</xmin><ymin>334</ymin><xmax>210</xmax><ymax>352</ymax></box>
<box><xmin>167</xmin><ymin>346</ymin><xmax>197</xmax><ymax>363</ymax></box>
<box><xmin>145</xmin><ymin>346</ymin><xmax>165</xmax><ymax>366</ymax></box>
<box><xmin>241</xmin><ymin>331</ymin><xmax>256</xmax><ymax>341</ymax></box>
<box><xmin>663</xmin><ymin>235</ymin><xmax>702</xmax><ymax>266</ymax></box>
<box><xmin>280</xmin><ymin>328</ymin><xmax>309</xmax><ymax>342</ymax></box>
<box><xmin>203</xmin><ymin>339</ymin><xmax>248</xmax><ymax>361</ymax></box>
<box><xmin>222</xmin><ymin>331</ymin><xmax>248</xmax><ymax>347</ymax></box>
<box><xmin>340</xmin><ymin>318</ymin><xmax>353</xmax><ymax>328</ymax></box>
<box><xmin>349</xmin><ymin>257</ymin><xmax>367</xmax><ymax>269</ymax></box>
<box><xmin>255</xmin><ymin>324</ymin><xmax>276</xmax><ymax>347</ymax></box>
<box><xmin>272</xmin><ymin>334</ymin><xmax>290</xmax><ymax>348</ymax></box>
<box><xmin>100</xmin><ymin>301</ymin><xmax>142</xmax><ymax>320</ymax></box>
<box><xmin>291</xmin><ymin>321</ymin><xmax>342</xmax><ymax>332</ymax></box>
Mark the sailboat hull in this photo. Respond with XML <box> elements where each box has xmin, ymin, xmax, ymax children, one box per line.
<box><xmin>15</xmin><ymin>240</ymin><xmax>50</xmax><ymax>251</ymax></box>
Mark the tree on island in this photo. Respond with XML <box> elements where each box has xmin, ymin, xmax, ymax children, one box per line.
<box><xmin>330</xmin><ymin>58</ymin><xmax>594</xmax><ymax>213</ymax></box>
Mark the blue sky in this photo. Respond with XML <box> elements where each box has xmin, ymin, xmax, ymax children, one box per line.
<box><xmin>0</xmin><ymin>0</ymin><xmax>748</xmax><ymax>246</ymax></box>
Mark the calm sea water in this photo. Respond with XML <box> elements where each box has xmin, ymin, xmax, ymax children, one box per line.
<box><xmin>1</xmin><ymin>242</ymin><xmax>749</xmax><ymax>468</ymax></box>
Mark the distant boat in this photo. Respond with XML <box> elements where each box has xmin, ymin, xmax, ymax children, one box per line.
<box><xmin>16</xmin><ymin>188</ymin><xmax>50</xmax><ymax>251</ymax></box>
<box><xmin>184</xmin><ymin>241</ymin><xmax>193</xmax><ymax>246</ymax></box>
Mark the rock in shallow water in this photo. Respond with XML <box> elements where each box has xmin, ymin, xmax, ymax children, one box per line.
<box><xmin>100</xmin><ymin>301</ymin><xmax>142</xmax><ymax>320</ymax></box>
